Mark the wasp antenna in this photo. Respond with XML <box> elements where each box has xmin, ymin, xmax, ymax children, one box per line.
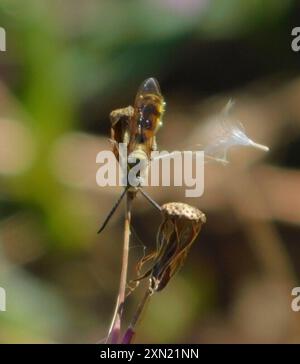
<box><xmin>98</xmin><ymin>187</ymin><xmax>129</xmax><ymax>234</ymax></box>
<box><xmin>139</xmin><ymin>188</ymin><xmax>162</xmax><ymax>212</ymax></box>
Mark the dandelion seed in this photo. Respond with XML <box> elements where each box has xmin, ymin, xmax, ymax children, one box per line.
<box><xmin>203</xmin><ymin>100</ymin><xmax>269</xmax><ymax>164</ymax></box>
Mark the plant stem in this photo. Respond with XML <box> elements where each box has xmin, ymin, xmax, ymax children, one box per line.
<box><xmin>106</xmin><ymin>192</ymin><xmax>133</xmax><ymax>343</ymax></box>
<box><xmin>122</xmin><ymin>288</ymin><xmax>152</xmax><ymax>344</ymax></box>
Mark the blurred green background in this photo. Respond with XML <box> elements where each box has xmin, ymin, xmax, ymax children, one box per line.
<box><xmin>0</xmin><ymin>0</ymin><xmax>300</xmax><ymax>343</ymax></box>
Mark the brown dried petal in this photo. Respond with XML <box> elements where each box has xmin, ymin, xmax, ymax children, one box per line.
<box><xmin>136</xmin><ymin>202</ymin><xmax>206</xmax><ymax>293</ymax></box>
<box><xmin>109</xmin><ymin>106</ymin><xmax>134</xmax><ymax>160</ymax></box>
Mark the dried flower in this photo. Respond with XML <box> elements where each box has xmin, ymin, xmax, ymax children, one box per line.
<box><xmin>136</xmin><ymin>202</ymin><xmax>206</xmax><ymax>293</ymax></box>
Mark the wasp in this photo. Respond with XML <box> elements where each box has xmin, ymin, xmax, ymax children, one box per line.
<box><xmin>98</xmin><ymin>78</ymin><xmax>165</xmax><ymax>233</ymax></box>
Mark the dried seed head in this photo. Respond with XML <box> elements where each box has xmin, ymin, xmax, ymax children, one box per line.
<box><xmin>109</xmin><ymin>106</ymin><xmax>134</xmax><ymax>160</ymax></box>
<box><xmin>161</xmin><ymin>202</ymin><xmax>206</xmax><ymax>223</ymax></box>
<box><xmin>135</xmin><ymin>202</ymin><xmax>206</xmax><ymax>293</ymax></box>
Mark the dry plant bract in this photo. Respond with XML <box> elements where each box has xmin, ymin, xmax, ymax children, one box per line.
<box><xmin>122</xmin><ymin>202</ymin><xmax>206</xmax><ymax>343</ymax></box>
<box><xmin>136</xmin><ymin>202</ymin><xmax>206</xmax><ymax>292</ymax></box>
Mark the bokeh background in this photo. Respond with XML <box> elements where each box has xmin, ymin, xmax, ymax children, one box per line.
<box><xmin>0</xmin><ymin>0</ymin><xmax>300</xmax><ymax>343</ymax></box>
